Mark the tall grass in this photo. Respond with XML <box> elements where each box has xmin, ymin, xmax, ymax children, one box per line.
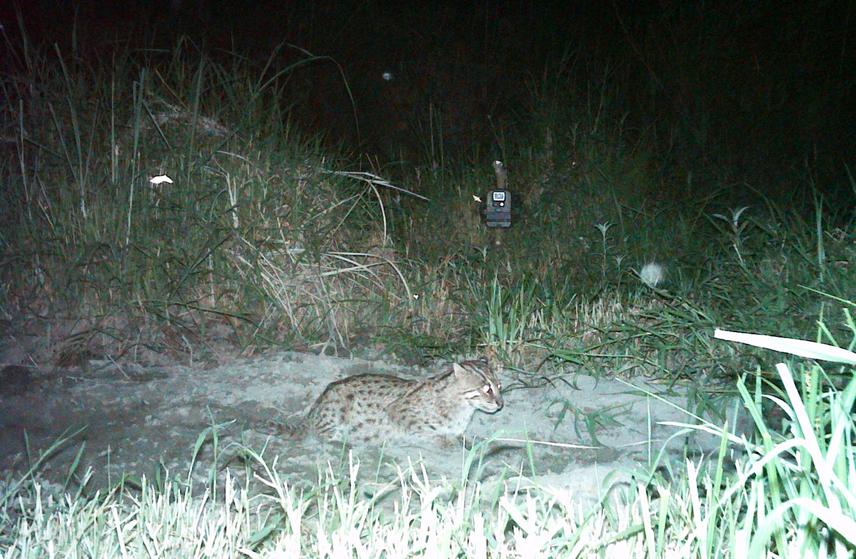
<box><xmin>1</xmin><ymin>23</ymin><xmax>419</xmax><ymax>359</ymax></box>
<box><xmin>2</xmin><ymin>10</ymin><xmax>853</xmax><ymax>369</ymax></box>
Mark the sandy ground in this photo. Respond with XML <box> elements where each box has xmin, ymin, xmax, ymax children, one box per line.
<box><xmin>0</xmin><ymin>350</ymin><xmax>746</xmax><ymax>503</ymax></box>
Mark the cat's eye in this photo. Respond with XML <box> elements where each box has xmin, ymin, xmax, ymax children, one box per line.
<box><xmin>482</xmin><ymin>384</ymin><xmax>492</xmax><ymax>394</ymax></box>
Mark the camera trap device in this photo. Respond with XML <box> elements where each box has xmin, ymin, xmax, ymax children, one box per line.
<box><xmin>484</xmin><ymin>160</ymin><xmax>512</xmax><ymax>228</ymax></box>
<box><xmin>485</xmin><ymin>189</ymin><xmax>511</xmax><ymax>228</ymax></box>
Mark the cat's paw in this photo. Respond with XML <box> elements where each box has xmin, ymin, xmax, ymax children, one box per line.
<box><xmin>432</xmin><ymin>435</ymin><xmax>467</xmax><ymax>449</ymax></box>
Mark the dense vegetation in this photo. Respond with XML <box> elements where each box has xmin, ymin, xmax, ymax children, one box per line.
<box><xmin>0</xmin><ymin>2</ymin><xmax>853</xmax><ymax>556</ymax></box>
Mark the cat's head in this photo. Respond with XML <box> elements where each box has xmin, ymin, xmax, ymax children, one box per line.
<box><xmin>453</xmin><ymin>359</ymin><xmax>503</xmax><ymax>413</ymax></box>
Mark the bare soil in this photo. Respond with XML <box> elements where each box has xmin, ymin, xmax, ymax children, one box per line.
<box><xmin>0</xmin><ymin>336</ymin><xmax>746</xmax><ymax>503</ymax></box>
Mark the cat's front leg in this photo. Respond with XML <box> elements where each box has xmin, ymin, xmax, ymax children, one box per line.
<box><xmin>431</xmin><ymin>435</ymin><xmax>469</xmax><ymax>450</ymax></box>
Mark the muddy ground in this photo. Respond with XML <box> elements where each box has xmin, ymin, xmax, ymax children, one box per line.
<box><xmin>0</xmin><ymin>341</ymin><xmax>748</xmax><ymax>504</ymax></box>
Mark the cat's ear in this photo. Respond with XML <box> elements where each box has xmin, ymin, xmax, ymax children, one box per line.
<box><xmin>483</xmin><ymin>346</ymin><xmax>501</xmax><ymax>371</ymax></box>
<box><xmin>452</xmin><ymin>362</ymin><xmax>466</xmax><ymax>375</ymax></box>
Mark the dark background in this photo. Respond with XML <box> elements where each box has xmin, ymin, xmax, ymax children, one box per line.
<box><xmin>4</xmin><ymin>0</ymin><xmax>855</xmax><ymax>201</ymax></box>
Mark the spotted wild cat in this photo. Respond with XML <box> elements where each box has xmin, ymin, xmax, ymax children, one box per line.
<box><xmin>291</xmin><ymin>358</ymin><xmax>503</xmax><ymax>447</ymax></box>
